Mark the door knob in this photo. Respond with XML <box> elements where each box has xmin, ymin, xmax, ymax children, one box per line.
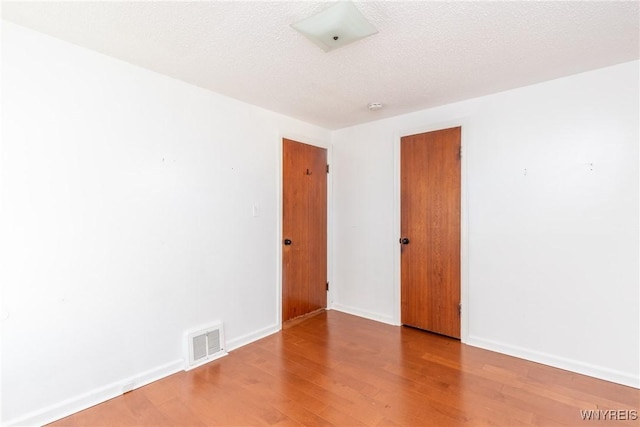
<box><xmin>283</xmin><ymin>239</ymin><xmax>292</xmax><ymax>245</ymax></box>
<box><xmin>399</xmin><ymin>237</ymin><xmax>410</xmax><ymax>245</ymax></box>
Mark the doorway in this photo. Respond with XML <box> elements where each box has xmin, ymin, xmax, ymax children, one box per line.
<box><xmin>400</xmin><ymin>127</ymin><xmax>461</xmax><ymax>338</ymax></box>
<box><xmin>282</xmin><ymin>138</ymin><xmax>328</xmax><ymax>322</ymax></box>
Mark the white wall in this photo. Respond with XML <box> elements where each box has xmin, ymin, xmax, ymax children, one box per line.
<box><xmin>0</xmin><ymin>21</ymin><xmax>329</xmax><ymax>426</ymax></box>
<box><xmin>332</xmin><ymin>61</ymin><xmax>639</xmax><ymax>387</ymax></box>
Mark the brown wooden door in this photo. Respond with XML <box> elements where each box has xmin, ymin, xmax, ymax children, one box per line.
<box><xmin>282</xmin><ymin>138</ymin><xmax>327</xmax><ymax>322</ymax></box>
<box><xmin>400</xmin><ymin>127</ymin><xmax>461</xmax><ymax>338</ymax></box>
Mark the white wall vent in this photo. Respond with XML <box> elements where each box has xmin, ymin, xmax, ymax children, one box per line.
<box><xmin>184</xmin><ymin>321</ymin><xmax>227</xmax><ymax>371</ymax></box>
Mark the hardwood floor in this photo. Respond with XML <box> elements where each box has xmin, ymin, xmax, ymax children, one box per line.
<box><xmin>49</xmin><ymin>311</ymin><xmax>639</xmax><ymax>426</ymax></box>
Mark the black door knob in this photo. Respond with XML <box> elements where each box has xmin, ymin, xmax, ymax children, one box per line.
<box><xmin>283</xmin><ymin>239</ymin><xmax>292</xmax><ymax>245</ymax></box>
<box><xmin>399</xmin><ymin>237</ymin><xmax>410</xmax><ymax>245</ymax></box>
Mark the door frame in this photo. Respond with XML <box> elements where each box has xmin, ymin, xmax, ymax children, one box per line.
<box><xmin>276</xmin><ymin>133</ymin><xmax>332</xmax><ymax>330</ymax></box>
<box><xmin>393</xmin><ymin>119</ymin><xmax>470</xmax><ymax>343</ymax></box>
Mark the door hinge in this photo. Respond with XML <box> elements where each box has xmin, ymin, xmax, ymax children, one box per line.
<box><xmin>459</xmin><ymin>303</ymin><xmax>462</xmax><ymax>314</ymax></box>
<box><xmin>326</xmin><ymin>164</ymin><xmax>330</xmax><ymax>174</ymax></box>
<box><xmin>326</xmin><ymin>281</ymin><xmax>329</xmax><ymax>291</ymax></box>
<box><xmin>458</xmin><ymin>146</ymin><xmax>462</xmax><ymax>159</ymax></box>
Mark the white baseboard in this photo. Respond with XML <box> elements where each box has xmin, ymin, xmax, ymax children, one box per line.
<box><xmin>465</xmin><ymin>335</ymin><xmax>639</xmax><ymax>389</ymax></box>
<box><xmin>224</xmin><ymin>323</ymin><xmax>280</xmax><ymax>352</ymax></box>
<box><xmin>4</xmin><ymin>359</ymin><xmax>184</xmax><ymax>427</ymax></box>
<box><xmin>330</xmin><ymin>303</ymin><xmax>398</xmax><ymax>326</ymax></box>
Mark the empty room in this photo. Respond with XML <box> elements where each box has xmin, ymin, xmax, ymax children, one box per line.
<box><xmin>1</xmin><ymin>1</ymin><xmax>638</xmax><ymax>426</ymax></box>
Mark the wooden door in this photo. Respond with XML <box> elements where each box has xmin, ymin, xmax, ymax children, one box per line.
<box><xmin>282</xmin><ymin>139</ymin><xmax>327</xmax><ymax>322</ymax></box>
<box><xmin>400</xmin><ymin>127</ymin><xmax>461</xmax><ymax>338</ymax></box>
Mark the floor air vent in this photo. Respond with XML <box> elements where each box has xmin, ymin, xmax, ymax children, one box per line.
<box><xmin>184</xmin><ymin>322</ymin><xmax>227</xmax><ymax>371</ymax></box>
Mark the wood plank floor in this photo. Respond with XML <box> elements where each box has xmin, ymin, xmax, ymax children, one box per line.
<box><xmin>49</xmin><ymin>311</ymin><xmax>639</xmax><ymax>426</ymax></box>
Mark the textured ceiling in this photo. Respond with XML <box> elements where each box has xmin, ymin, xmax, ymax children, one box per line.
<box><xmin>2</xmin><ymin>1</ymin><xmax>639</xmax><ymax>129</ymax></box>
